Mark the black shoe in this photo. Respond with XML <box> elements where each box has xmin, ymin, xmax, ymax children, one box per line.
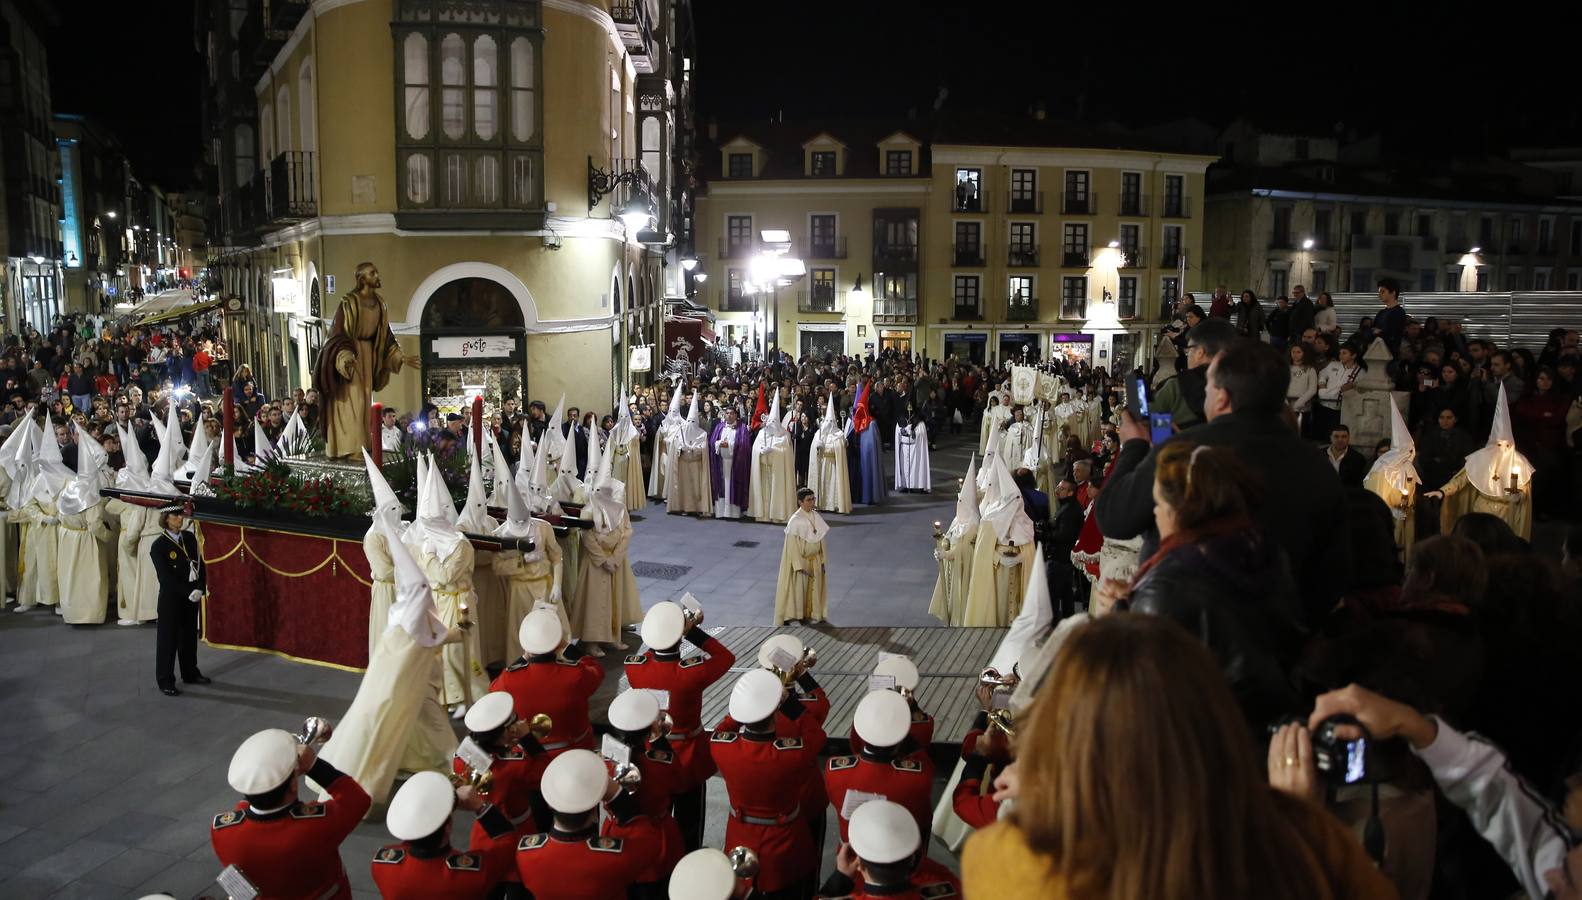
<box><xmin>160</xmin><ymin>686</ymin><xmax>182</xmax><ymax>696</ymax></box>
<box><xmin>183</xmin><ymin>675</ymin><xmax>212</xmax><ymax>685</ymax></box>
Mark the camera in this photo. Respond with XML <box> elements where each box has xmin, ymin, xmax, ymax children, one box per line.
<box><xmin>1269</xmin><ymin>713</ymin><xmax>1407</xmax><ymax>787</ymax></box>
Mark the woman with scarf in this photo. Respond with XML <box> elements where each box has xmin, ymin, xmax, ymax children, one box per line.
<box><xmin>571</xmin><ymin>433</ymin><xmax>641</xmax><ymax>656</ymax></box>
<box><xmin>773</xmin><ymin>487</ymin><xmax>829</xmax><ymax>625</ymax></box>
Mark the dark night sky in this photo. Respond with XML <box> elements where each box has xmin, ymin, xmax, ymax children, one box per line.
<box><xmin>43</xmin><ymin>2</ymin><xmax>1580</xmax><ymax>192</ymax></box>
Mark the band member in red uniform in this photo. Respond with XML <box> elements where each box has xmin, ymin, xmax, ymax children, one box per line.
<box><xmin>515</xmin><ymin>749</ymin><xmax>663</xmax><ymax>899</ymax></box>
<box><xmin>817</xmin><ymin>800</ymin><xmax>962</xmax><ymax>899</ymax></box>
<box><xmin>711</xmin><ymin>668</ymin><xmax>828</xmax><ymax>899</ymax></box>
<box><xmin>601</xmin><ymin>689</ymin><xmax>686</xmax><ymax>881</ymax></box>
<box><xmin>668</xmin><ymin>847</ymin><xmax>760</xmax><ymax>899</ymax></box>
<box><xmin>455</xmin><ymin>691</ymin><xmax>550</xmax><ymax>843</ymax></box>
<box><xmin>491</xmin><ymin>609</ymin><xmax>601</xmax><ymax>757</ymax></box>
<box><xmin>752</xmin><ymin>632</ymin><xmax>832</xmax><ymax>865</ymax></box>
<box><xmin>848</xmin><ymin>655</ymin><xmax>934</xmax><ymax>754</ymax></box>
<box><xmin>624</xmin><ymin>596</ymin><xmax>735</xmax><ymax>849</ymax></box>
<box><xmin>210</xmin><ymin>727</ymin><xmax>370</xmax><ymax>899</ymax></box>
<box><xmin>951</xmin><ymin>710</ymin><xmax>1009</xmax><ymax>829</ymax></box>
<box><xmin>370</xmin><ymin>771</ymin><xmax>518</xmax><ymax>897</ymax></box>
<box><xmin>825</xmin><ymin>690</ymin><xmax>935</xmax><ymax>844</ymax></box>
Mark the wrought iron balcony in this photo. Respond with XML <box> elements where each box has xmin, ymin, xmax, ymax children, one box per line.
<box><xmin>266</xmin><ymin>151</ymin><xmax>316</xmax><ymax>223</ymax></box>
<box><xmin>953</xmin><ymin>245</ymin><xmax>985</xmax><ymax>267</ymax></box>
<box><xmin>1119</xmin><ymin>246</ymin><xmax>1147</xmax><ymax>268</ymax></box>
<box><xmin>874</xmin><ymin>298</ymin><xmax>917</xmax><ymax>323</ymax></box>
<box><xmin>1007</xmin><ymin>191</ymin><xmax>1044</xmax><ymax>214</ymax></box>
<box><xmin>1010</xmin><ymin>246</ymin><xmax>1041</xmax><ymax>267</ymax></box>
<box><xmin>953</xmin><ymin>305</ymin><xmax>983</xmax><ymax>321</ymax></box>
<box><xmin>610</xmin><ymin>1</ymin><xmax>654</xmax><ymax>73</ymax></box>
<box><xmin>1117</xmin><ymin>193</ymin><xmax>1149</xmax><ymax>217</ymax></box>
<box><xmin>1062</xmin><ymin>249</ymin><xmax>1089</xmax><ymax>268</ymax></box>
<box><xmin>1161</xmin><ymin>196</ymin><xmax>1192</xmax><ymax>218</ymax></box>
<box><xmin>1006</xmin><ymin>295</ymin><xmax>1038</xmax><ymax>321</ymax></box>
<box><xmin>797</xmin><ymin>289</ymin><xmax>844</xmax><ymax>313</ymax></box>
<box><xmin>1060</xmin><ymin>193</ymin><xmax>1094</xmax><ymax>215</ymax></box>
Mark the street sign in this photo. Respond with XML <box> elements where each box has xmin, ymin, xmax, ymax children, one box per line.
<box><xmin>430</xmin><ymin>335</ymin><xmax>518</xmax><ymax>359</ymax></box>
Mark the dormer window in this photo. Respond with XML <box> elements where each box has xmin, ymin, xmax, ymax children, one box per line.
<box><xmin>810</xmin><ymin>151</ymin><xmax>836</xmax><ymax>176</ymax></box>
<box><xmin>728</xmin><ymin>153</ymin><xmax>753</xmax><ymax>178</ymax></box>
<box><xmin>885</xmin><ymin>150</ymin><xmax>912</xmax><ymax>176</ymax></box>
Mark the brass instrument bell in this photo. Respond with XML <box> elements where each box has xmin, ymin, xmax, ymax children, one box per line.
<box><xmin>649</xmin><ymin>711</ymin><xmax>676</xmax><ymax>743</ymax></box>
<box><xmin>526</xmin><ymin>713</ymin><xmax>553</xmax><ymax>741</ymax></box>
<box><xmin>799</xmin><ymin>646</ymin><xmax>817</xmax><ymax>670</ymax></box>
<box><xmin>449</xmin><ymin>764</ymin><xmax>495</xmax><ymax>794</ymax></box>
<box><xmin>728</xmin><ymin>845</ymin><xmax>760</xmax><ymax>879</ymax></box>
<box><xmin>681</xmin><ymin>605</ymin><xmax>702</xmax><ymax>630</ymax></box>
<box><xmin>978</xmin><ymin>662</ymin><xmax>1021</xmax><ymax>689</ymax></box>
<box><xmin>986</xmin><ymin>709</ymin><xmax>1017</xmax><ymax>740</ymax></box>
<box><xmin>769</xmin><ymin>664</ymin><xmax>796</xmax><ymax>687</ymax></box>
<box><xmin>613</xmin><ymin>761</ymin><xmax>643</xmax><ymax>793</ymax></box>
<box><xmin>295</xmin><ymin>716</ymin><xmax>334</xmax><ymax>747</ymax></box>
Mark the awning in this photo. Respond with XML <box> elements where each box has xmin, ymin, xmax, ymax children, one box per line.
<box><xmin>138</xmin><ymin>298</ymin><xmax>223</xmax><ymax>326</ymax></box>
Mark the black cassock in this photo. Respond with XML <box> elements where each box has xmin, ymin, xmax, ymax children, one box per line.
<box><xmin>150</xmin><ymin>529</ymin><xmax>207</xmax><ymax>689</ymax></box>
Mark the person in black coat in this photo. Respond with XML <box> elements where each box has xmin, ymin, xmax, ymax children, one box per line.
<box><xmin>1046</xmin><ymin>477</ymin><xmax>1085</xmax><ymax>619</ymax></box>
<box><xmin>1096</xmin><ymin>339</ymin><xmax>1349</xmax><ymax>629</ymax></box>
<box><xmin>1324</xmin><ymin>423</ymin><xmax>1369</xmax><ymax>489</ymax></box>
<box><xmin>150</xmin><ymin>504</ymin><xmax>210</xmax><ymax>696</ymax></box>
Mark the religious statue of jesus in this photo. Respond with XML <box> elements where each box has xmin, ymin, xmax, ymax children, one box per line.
<box><xmin>312</xmin><ymin>262</ymin><xmax>420</xmax><ymax>458</ymax></box>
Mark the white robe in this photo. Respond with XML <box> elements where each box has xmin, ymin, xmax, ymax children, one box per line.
<box><xmin>15</xmin><ymin>498</ymin><xmax>61</xmax><ymax>609</ymax></box>
<box><xmin>104</xmin><ymin>501</ymin><xmax>160</xmax><ymax>623</ymax></box>
<box><xmin>57</xmin><ymin>504</ymin><xmax>111</xmax><ymax>624</ymax></box>
<box><xmin>894</xmin><ymin>422</ymin><xmax>931</xmax><ymax>492</ymax></box>
<box><xmin>413</xmin><ymin>541</ymin><xmax>490</xmax><ymax>707</ymax></box>
<box><xmin>979</xmin><ymin>405</ymin><xmax>1011</xmax><ymax>455</ymax></box>
<box><xmin>363</xmin><ymin>526</ymin><xmax>398</xmax><ymax>662</ymax></box>
<box><xmin>612</xmin><ymin>435</ymin><xmax>647</xmax><ymax>512</ymax></box>
<box><xmin>666</xmin><ymin>429</ymin><xmax>712</xmax><ymax>516</ymax></box>
<box><xmin>1000</xmin><ymin>421</ymin><xmax>1034</xmax><ymax>474</ymax></box>
<box><xmin>748</xmin><ymin>427</ymin><xmax>797</xmax><ymax>524</ymax></box>
<box><xmin>808</xmin><ymin>428</ymin><xmax>851</xmax><ymax>514</ymax></box>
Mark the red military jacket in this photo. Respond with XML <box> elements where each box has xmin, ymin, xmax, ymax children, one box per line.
<box><xmin>515</xmin><ymin>819</ymin><xmax>662</xmax><ymax>900</ymax></box>
<box><xmin>711</xmin><ymin>703</ymin><xmax>828</xmax><ymax>893</ymax></box>
<box><xmin>489</xmin><ymin>650</ymin><xmax>603</xmax><ymax>754</ymax></box>
<box><xmin>601</xmin><ymin>739</ymin><xmax>687</xmax><ymax>879</ymax></box>
<box><xmin>952</xmin><ymin>715</ymin><xmax>1008</xmax><ymax>829</ymax></box>
<box><xmin>209</xmin><ymin>758</ymin><xmax>371</xmax><ymax>900</ymax></box>
<box><xmin>624</xmin><ymin>628</ymin><xmax>736</xmax><ymax>786</ymax></box>
<box><xmin>453</xmin><ymin>740</ymin><xmax>547</xmax><ymax>844</ymax></box>
<box><xmin>370</xmin><ymin>804</ymin><xmax>519</xmax><ymax>899</ymax></box>
<box><xmin>823</xmin><ymin>749</ymin><xmax>935</xmax><ymax>845</ymax></box>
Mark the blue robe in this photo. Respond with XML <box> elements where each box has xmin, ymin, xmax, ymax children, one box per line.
<box><xmin>857</xmin><ymin>425</ymin><xmax>886</xmax><ymax>505</ymax></box>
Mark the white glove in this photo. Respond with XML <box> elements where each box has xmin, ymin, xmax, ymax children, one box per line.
<box><xmin>42</xmin><ymin>516</ymin><xmax>58</xmax><ymax>526</ymax></box>
<box><xmin>549</xmin><ymin>585</ymin><xmax>562</xmax><ymax>605</ymax></box>
<box><xmin>932</xmin><ymin>548</ymin><xmax>945</xmax><ymax>562</ymax></box>
<box><xmin>188</xmin><ymin>589</ymin><xmax>203</xmax><ymax>603</ymax></box>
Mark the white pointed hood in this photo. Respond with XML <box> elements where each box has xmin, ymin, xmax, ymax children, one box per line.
<box><xmin>980</xmin><ymin>442</ymin><xmax>1034</xmax><ymax>545</ymax></box>
<box><xmin>457</xmin><ymin>443</ymin><xmax>496</xmax><ymax>533</ymax></box>
<box><xmin>1464</xmin><ymin>383</ymin><xmax>1534</xmax><ymax>498</ymax></box>
<box><xmin>188</xmin><ymin>431</ymin><xmax>216</xmax><ymax>497</ymax></box>
<box><xmin>184</xmin><ymin>414</ymin><xmax>213</xmax><ymax>479</ymax></box>
<box><xmin>659</xmin><ymin>382</ymin><xmax>685</xmax><ymax>440</ymax></box>
<box><xmin>517</xmin><ymin>421</ymin><xmax>560</xmax><ymax>516</ymax></box>
<box><xmin>493</xmin><ymin>477</ymin><xmax>535</xmax><ymax>539</ymax></box>
<box><xmin>988</xmin><ymin>545</ymin><xmax>1054</xmax><ymax>672</ymax></box>
<box><xmin>251</xmin><ymin>418</ymin><xmax>274</xmax><ymax>465</ymax></box>
<box><xmin>0</xmin><ymin>414</ymin><xmax>32</xmax><ymax>481</ymax></box>
<box><xmin>116</xmin><ymin>422</ymin><xmax>152</xmax><ymax>492</ymax></box>
<box><xmin>756</xmin><ymin>390</ymin><xmax>789</xmax><ymax>457</ymax></box>
<box><xmin>543</xmin><ymin>394</ymin><xmax>567</xmax><ymax>463</ymax></box>
<box><xmin>363</xmin><ymin>449</ymin><xmax>403</xmax><ymax>519</ymax></box>
<box><xmin>149</xmin><ymin>403</ymin><xmax>187</xmax><ymax>494</ymax></box>
<box><xmin>812</xmin><ymin>393</ymin><xmax>843</xmax><ymax>450</ymax></box>
<box><xmin>1366</xmin><ymin>396</ymin><xmax>1418</xmax><ymax>496</ymax></box>
<box><xmin>404</xmin><ymin>454</ymin><xmax>465</xmax><ymax>561</ymax></box>
<box><xmin>610</xmin><ymin>390</ymin><xmax>638</xmax><ymax>447</ymax></box>
<box><xmin>676</xmin><ymin>391</ymin><xmax>707</xmax><ymax>450</ymax></box>
<box><xmin>977</xmin><ymin>415</ymin><xmax>1003</xmax><ymax>493</ymax></box>
<box><xmin>381</xmin><ymin>511</ymin><xmax>448</xmax><ymax>647</ymax></box>
<box><xmin>5</xmin><ymin>419</ymin><xmax>38</xmax><ymax>508</ymax></box>
<box><xmin>487</xmin><ymin>430</ymin><xmax>514</xmax><ymax>509</ymax></box>
<box><xmin>427</xmin><ymin>455</ymin><xmax>459</xmax><ymax>525</ymax></box>
<box><xmin>278</xmin><ymin>410</ymin><xmax>309</xmax><ymax>452</ymax></box>
<box><xmin>27</xmin><ymin>417</ymin><xmax>72</xmax><ymax>507</ymax></box>
<box><xmin>588</xmin><ymin>422</ymin><xmax>626</xmax><ymax>532</ymax></box>
<box><xmin>57</xmin><ymin>422</ymin><xmax>107</xmax><ymax>516</ymax></box>
<box><xmin>946</xmin><ymin>454</ymin><xmax>981</xmax><ymax>542</ymax></box>
<box><xmin>552</xmin><ymin>414</ymin><xmax>584</xmax><ymax>505</ymax></box>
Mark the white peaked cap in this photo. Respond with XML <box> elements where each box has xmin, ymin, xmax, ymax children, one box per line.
<box><xmin>756</xmin><ymin>633</ymin><xmax>804</xmax><ymax>671</ymax></box>
<box><xmin>640</xmin><ymin>601</ymin><xmax>687</xmax><ymax>650</ymax></box>
<box><xmin>848</xmin><ymin>799</ymin><xmax>921</xmax><ymax>864</ymax></box>
<box><xmin>873</xmin><ymin>655</ymin><xmax>920</xmax><ymax>691</ymax></box>
<box><xmin>853</xmin><ymin>689</ymin><xmax>910</xmax><ymax>747</ymax></box>
<box><xmin>382</xmin><ymin>510</ymin><xmax>447</xmax><ymax>647</ymax></box>
<box><xmin>608</xmin><ymin>689</ymin><xmax>661</xmax><ymax>733</ymax></box>
<box><xmin>728</xmin><ymin>669</ymin><xmax>783</xmax><ymax>725</ymax></box>
<box><xmin>363</xmin><ymin>449</ymin><xmax>403</xmax><ymax>517</ymax></box>
<box><xmin>385</xmin><ymin>770</ymin><xmax>454</xmax><ymax>841</ymax></box>
<box><xmin>541</xmin><ymin>749</ymin><xmax>609</xmax><ymax>814</ymax></box>
<box><xmin>251</xmin><ymin>418</ymin><xmax>273</xmax><ymax>463</ymax></box>
<box><xmin>1464</xmin><ymin>382</ymin><xmax>1535</xmax><ymax>497</ymax></box>
<box><xmin>989</xmin><ymin>544</ymin><xmax>1054</xmax><ymax>672</ymax></box>
<box><xmin>518</xmin><ymin>608</ymin><xmax>563</xmax><ymax>655</ymax></box>
<box><xmin>947</xmin><ymin>454</ymin><xmax>982</xmax><ymax>541</ymax></box>
<box><xmin>227</xmin><ymin>729</ymin><xmax>299</xmax><ymax>795</ymax></box>
<box><xmin>464</xmin><ymin>691</ymin><xmax>516</xmax><ymax>733</ymax></box>
<box><xmin>488</xmin><ymin>431</ymin><xmax>514</xmax><ymax>508</ymax></box>
<box><xmin>668</xmin><ymin>848</ymin><xmax>735</xmax><ymax>900</ymax></box>
<box><xmin>457</xmin><ymin>444</ymin><xmax>493</xmax><ymax>532</ymax></box>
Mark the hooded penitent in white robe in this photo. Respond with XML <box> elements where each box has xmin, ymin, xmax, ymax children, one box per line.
<box><xmin>773</xmin><ymin>505</ymin><xmax>829</xmax><ymax>625</ymax></box>
<box><xmin>928</xmin><ymin>454</ymin><xmax>980</xmax><ymax>626</ymax></box>
<box><xmin>404</xmin><ymin>458</ymin><xmax>488</xmax><ymax>709</ymax></box>
<box><xmin>977</xmin><ymin>417</ymin><xmax>1003</xmax><ymax>495</ymax></box>
<box><xmin>665</xmin><ymin>392</ymin><xmax>712</xmax><ymax>516</ymax></box>
<box><xmin>317</xmin><ymin>510</ymin><xmax>458</xmax><ymax>807</ymax></box>
<box><xmin>979</xmin><ymin>398</ymin><xmax>1011</xmax><ymax>455</ymax></box>
<box><xmin>361</xmin><ymin>450</ymin><xmax>406</xmax><ymax>662</ymax></box>
<box><xmin>458</xmin><ymin>446</ymin><xmax>509</xmax><ymax>670</ymax></box>
<box><xmin>494</xmin><ymin>477</ymin><xmax>566</xmax><ymax>657</ymax></box>
<box><xmin>1363</xmin><ymin>396</ymin><xmax>1418</xmax><ymax>556</ymax></box>
<box><xmin>748</xmin><ymin>392</ymin><xmax>797</xmax><ymax>524</ymax></box>
<box><xmin>999</xmin><ymin>413</ymin><xmax>1034</xmax><ymax>476</ymax></box>
<box><xmin>103</xmin><ymin>423</ymin><xmax>161</xmax><ymax>623</ymax></box>
<box><xmin>808</xmin><ymin>395</ymin><xmax>851</xmax><ymax>514</ymax></box>
<box><xmin>571</xmin><ymin>432</ymin><xmax>642</xmax><ymax>646</ymax></box>
<box><xmin>56</xmin><ymin>423</ymin><xmax>112</xmax><ymax>624</ymax></box>
<box><xmin>609</xmin><ymin>390</ymin><xmax>647</xmax><ymax>513</ymax></box>
<box><xmin>1439</xmin><ymin>383</ymin><xmax>1535</xmax><ymax>540</ymax></box>
<box><xmin>649</xmin><ymin>381</ymin><xmax>683</xmax><ymax>500</ymax></box>
<box><xmin>15</xmin><ymin>419</ymin><xmax>72</xmax><ymax>611</ymax></box>
<box><xmin>894</xmin><ymin>418</ymin><xmax>931</xmax><ymax>493</ymax></box>
<box><xmin>961</xmin><ymin>448</ymin><xmax>1036</xmax><ymax>627</ymax></box>
<box><xmin>0</xmin><ymin>418</ymin><xmax>35</xmax><ymax>599</ymax></box>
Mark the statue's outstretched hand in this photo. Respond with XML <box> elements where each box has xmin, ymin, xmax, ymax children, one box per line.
<box><xmin>334</xmin><ymin>350</ymin><xmax>356</xmax><ymax>380</ymax></box>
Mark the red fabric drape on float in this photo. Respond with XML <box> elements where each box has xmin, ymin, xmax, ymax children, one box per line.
<box><xmin>198</xmin><ymin>523</ymin><xmax>373</xmax><ymax>671</ymax></box>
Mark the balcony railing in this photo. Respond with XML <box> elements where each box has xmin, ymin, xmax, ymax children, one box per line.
<box><xmin>874</xmin><ymin>244</ymin><xmax>919</xmax><ymax>264</ymax></box>
<box><xmin>1062</xmin><ymin>249</ymin><xmax>1089</xmax><ymax>268</ymax></box>
<box><xmin>874</xmin><ymin>298</ymin><xmax>917</xmax><ymax>322</ymax></box>
<box><xmin>1009</xmin><ymin>246</ymin><xmax>1041</xmax><ymax>267</ymax></box>
<box><xmin>266</xmin><ymin>151</ymin><xmax>316</xmax><ymax>222</ymax></box>
<box><xmin>1119</xmin><ymin>246</ymin><xmax>1147</xmax><ymax>268</ymax></box>
<box><xmin>1161</xmin><ymin>196</ymin><xmax>1192</xmax><ymax>218</ymax></box>
<box><xmin>1007</xmin><ymin>191</ymin><xmax>1044</xmax><ymax>214</ymax></box>
<box><xmin>797</xmin><ymin>289</ymin><xmax>844</xmax><ymax>313</ymax></box>
<box><xmin>953</xmin><ymin>245</ymin><xmax>985</xmax><ymax>267</ymax></box>
<box><xmin>806</xmin><ymin>234</ymin><xmax>847</xmax><ymax>259</ymax></box>
<box><xmin>1007</xmin><ymin>296</ymin><xmax>1038</xmax><ymax>321</ymax></box>
<box><xmin>1160</xmin><ymin>248</ymin><xmax>1185</xmax><ymax>268</ymax></box>
<box><xmin>1118</xmin><ymin>193</ymin><xmax>1150</xmax><ymax>217</ymax></box>
<box><xmin>610</xmin><ymin>1</ymin><xmax>654</xmax><ymax>72</ymax></box>
<box><xmin>1060</xmin><ymin>193</ymin><xmax>1094</xmax><ymax>215</ymax></box>
<box><xmin>952</xmin><ymin>192</ymin><xmax>987</xmax><ymax>213</ymax></box>
<box><xmin>718</xmin><ymin>238</ymin><xmax>757</xmax><ymax>259</ymax></box>
<box><xmin>953</xmin><ymin>305</ymin><xmax>983</xmax><ymax>321</ymax></box>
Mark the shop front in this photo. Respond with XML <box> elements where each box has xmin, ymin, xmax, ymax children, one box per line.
<box><xmin>996</xmin><ymin>331</ymin><xmax>1041</xmax><ymax>364</ymax></box>
<box><xmin>797</xmin><ymin>322</ymin><xmax>845</xmax><ymax>359</ymax></box>
<box><xmin>1049</xmin><ymin>332</ymin><xmax>1095</xmax><ymax>366</ymax></box>
<box><xmin>878</xmin><ymin>328</ymin><xmax>913</xmax><ymax>355</ymax></box>
<box><xmin>943</xmin><ymin>331</ymin><xmax>988</xmax><ymax>365</ymax></box>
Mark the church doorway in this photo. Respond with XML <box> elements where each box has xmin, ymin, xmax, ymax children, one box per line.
<box><xmin>418</xmin><ymin>277</ymin><xmax>527</xmax><ymax>419</ymax></box>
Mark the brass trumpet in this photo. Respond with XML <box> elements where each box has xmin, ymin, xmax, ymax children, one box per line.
<box><xmin>978</xmin><ymin>663</ymin><xmax>1021</xmax><ymax>689</ymax></box>
<box><xmin>728</xmin><ymin>845</ymin><xmax>760</xmax><ymax>879</ymax></box>
<box><xmin>649</xmin><ymin>711</ymin><xmax>676</xmax><ymax>743</ymax></box>
<box><xmin>295</xmin><ymin>716</ymin><xmax>334</xmax><ymax>747</ymax></box>
<box><xmin>449</xmin><ymin>764</ymin><xmax>495</xmax><ymax>794</ymax></box>
<box><xmin>986</xmin><ymin>709</ymin><xmax>1016</xmax><ymax>740</ymax></box>
<box><xmin>525</xmin><ymin>713</ymin><xmax>553</xmax><ymax>742</ymax></box>
<box><xmin>681</xmin><ymin>605</ymin><xmax>704</xmax><ymax>630</ymax></box>
<box><xmin>613</xmin><ymin>762</ymin><xmax>643</xmax><ymax>794</ymax></box>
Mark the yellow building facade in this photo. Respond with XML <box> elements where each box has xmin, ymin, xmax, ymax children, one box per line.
<box><xmin>696</xmin><ymin>120</ymin><xmax>1215</xmax><ymax>370</ymax></box>
<box><xmin>201</xmin><ymin>0</ymin><xmax>690</xmax><ymax>417</ymax></box>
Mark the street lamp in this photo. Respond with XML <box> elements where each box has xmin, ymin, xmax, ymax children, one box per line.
<box><xmin>1302</xmin><ymin>237</ymin><xmax>1315</xmax><ymax>250</ymax></box>
<box><xmin>617</xmin><ymin>196</ymin><xmax>652</xmax><ymax>233</ymax></box>
<box><xmin>106</xmin><ymin>211</ymin><xmax>117</xmax><ymax>219</ymax></box>
<box><xmin>681</xmin><ymin>256</ymin><xmax>698</xmax><ymax>271</ymax></box>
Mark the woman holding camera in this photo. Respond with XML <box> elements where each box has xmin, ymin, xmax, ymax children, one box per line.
<box><xmin>962</xmin><ymin>616</ymin><xmax>1397</xmax><ymax>900</ymax></box>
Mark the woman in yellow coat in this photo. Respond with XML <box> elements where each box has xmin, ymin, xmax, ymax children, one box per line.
<box><xmin>773</xmin><ymin>488</ymin><xmax>829</xmax><ymax>625</ymax></box>
<box><xmin>56</xmin><ymin>423</ymin><xmax>112</xmax><ymax>625</ymax></box>
<box><xmin>961</xmin><ymin>615</ymin><xmax>1398</xmax><ymax>900</ymax></box>
<box><xmin>571</xmin><ymin>432</ymin><xmax>641</xmax><ymax>656</ymax></box>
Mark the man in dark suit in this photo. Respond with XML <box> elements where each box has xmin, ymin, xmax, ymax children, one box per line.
<box><xmin>1096</xmin><ymin>340</ymin><xmax>1349</xmax><ymax>629</ymax></box>
<box><xmin>150</xmin><ymin>504</ymin><xmax>210</xmax><ymax>696</ymax></box>
<box><xmin>1012</xmin><ymin>468</ymin><xmax>1050</xmax><ymax>524</ymax></box>
<box><xmin>1326</xmin><ymin>423</ymin><xmax>1369</xmax><ymax>489</ymax></box>
<box><xmin>1047</xmin><ymin>477</ymin><xmax>1085</xmax><ymax>619</ymax></box>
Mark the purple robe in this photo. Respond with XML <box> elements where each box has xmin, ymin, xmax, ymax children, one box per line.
<box><xmin>709</xmin><ymin>421</ymin><xmax>752</xmax><ymax>506</ymax></box>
